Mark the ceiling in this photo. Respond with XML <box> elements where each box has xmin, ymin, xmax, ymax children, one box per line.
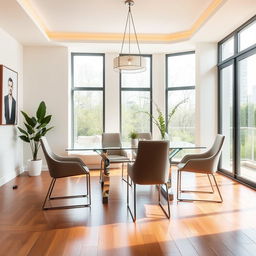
<box><xmin>0</xmin><ymin>0</ymin><xmax>255</xmax><ymax>52</ymax></box>
<box><xmin>29</xmin><ymin>0</ymin><xmax>212</xmax><ymax>34</ymax></box>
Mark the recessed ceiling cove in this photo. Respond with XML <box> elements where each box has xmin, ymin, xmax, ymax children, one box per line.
<box><xmin>17</xmin><ymin>0</ymin><xmax>225</xmax><ymax>43</ymax></box>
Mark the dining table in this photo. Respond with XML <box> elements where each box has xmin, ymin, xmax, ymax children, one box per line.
<box><xmin>66</xmin><ymin>142</ymin><xmax>205</xmax><ymax>203</ymax></box>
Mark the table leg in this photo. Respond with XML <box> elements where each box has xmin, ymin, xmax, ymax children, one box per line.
<box><xmin>102</xmin><ymin>160</ymin><xmax>110</xmax><ymax>204</ymax></box>
<box><xmin>95</xmin><ymin>150</ymin><xmax>111</xmax><ymax>204</ymax></box>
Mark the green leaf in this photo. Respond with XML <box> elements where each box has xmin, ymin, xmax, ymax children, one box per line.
<box><xmin>24</xmin><ymin>123</ymin><xmax>34</xmax><ymax>135</ymax></box>
<box><xmin>33</xmin><ymin>131</ymin><xmax>42</xmax><ymax>142</ymax></box>
<box><xmin>36</xmin><ymin>101</ymin><xmax>46</xmax><ymax>121</ymax></box>
<box><xmin>19</xmin><ymin>135</ymin><xmax>30</xmax><ymax>143</ymax></box>
<box><xmin>31</xmin><ymin>117</ymin><xmax>37</xmax><ymax>126</ymax></box>
<box><xmin>42</xmin><ymin>126</ymin><xmax>53</xmax><ymax>136</ymax></box>
<box><xmin>41</xmin><ymin>115</ymin><xmax>52</xmax><ymax>125</ymax></box>
<box><xmin>21</xmin><ymin>111</ymin><xmax>37</xmax><ymax>127</ymax></box>
<box><xmin>17</xmin><ymin>127</ymin><xmax>28</xmax><ymax>136</ymax></box>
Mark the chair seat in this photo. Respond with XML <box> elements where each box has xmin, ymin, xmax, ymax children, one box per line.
<box><xmin>107</xmin><ymin>155</ymin><xmax>130</xmax><ymax>163</ymax></box>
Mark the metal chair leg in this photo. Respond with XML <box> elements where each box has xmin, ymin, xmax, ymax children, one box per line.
<box><xmin>48</xmin><ymin>178</ymin><xmax>56</xmax><ymax>199</ymax></box>
<box><xmin>43</xmin><ymin>175</ymin><xmax>91</xmax><ymax>210</ymax></box>
<box><xmin>159</xmin><ymin>183</ymin><xmax>170</xmax><ymax>219</ymax></box>
<box><xmin>180</xmin><ymin>173</ymin><xmax>215</xmax><ymax>194</ymax></box>
<box><xmin>122</xmin><ymin>163</ymin><xmax>132</xmax><ymax>185</ymax></box>
<box><xmin>42</xmin><ymin>178</ymin><xmax>55</xmax><ymax>210</ymax></box>
<box><xmin>208</xmin><ymin>174</ymin><xmax>214</xmax><ymax>193</ymax></box>
<box><xmin>177</xmin><ymin>171</ymin><xmax>223</xmax><ymax>203</ymax></box>
<box><xmin>88</xmin><ymin>173</ymin><xmax>92</xmax><ymax>206</ymax></box>
<box><xmin>176</xmin><ymin>170</ymin><xmax>180</xmax><ymax>201</ymax></box>
<box><xmin>212</xmin><ymin>174</ymin><xmax>223</xmax><ymax>203</ymax></box>
<box><xmin>127</xmin><ymin>180</ymin><xmax>136</xmax><ymax>222</ymax></box>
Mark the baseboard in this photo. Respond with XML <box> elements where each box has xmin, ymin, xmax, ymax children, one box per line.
<box><xmin>0</xmin><ymin>167</ymin><xmax>24</xmax><ymax>187</ymax></box>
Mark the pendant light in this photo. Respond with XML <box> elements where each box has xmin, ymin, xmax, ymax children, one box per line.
<box><xmin>113</xmin><ymin>0</ymin><xmax>145</xmax><ymax>72</ymax></box>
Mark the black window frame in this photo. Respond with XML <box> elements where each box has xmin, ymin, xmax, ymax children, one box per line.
<box><xmin>119</xmin><ymin>54</ymin><xmax>153</xmax><ymax>136</ymax></box>
<box><xmin>165</xmin><ymin>51</ymin><xmax>196</xmax><ymax>135</ymax></box>
<box><xmin>218</xmin><ymin>15</ymin><xmax>256</xmax><ymax>188</ymax></box>
<box><xmin>71</xmin><ymin>52</ymin><xmax>105</xmax><ymax>148</ymax></box>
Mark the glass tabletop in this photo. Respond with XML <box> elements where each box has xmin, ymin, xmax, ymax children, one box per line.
<box><xmin>66</xmin><ymin>142</ymin><xmax>205</xmax><ymax>151</ymax></box>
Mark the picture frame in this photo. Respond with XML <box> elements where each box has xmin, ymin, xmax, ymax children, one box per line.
<box><xmin>0</xmin><ymin>65</ymin><xmax>18</xmax><ymax>125</ymax></box>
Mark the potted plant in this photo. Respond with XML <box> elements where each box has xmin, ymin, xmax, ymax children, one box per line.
<box><xmin>18</xmin><ymin>101</ymin><xmax>53</xmax><ymax>176</ymax></box>
<box><xmin>129</xmin><ymin>131</ymin><xmax>138</xmax><ymax>147</ymax></box>
<box><xmin>142</xmin><ymin>98</ymin><xmax>188</xmax><ymax>140</ymax></box>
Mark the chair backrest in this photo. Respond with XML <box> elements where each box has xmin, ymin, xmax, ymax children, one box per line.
<box><xmin>209</xmin><ymin>134</ymin><xmax>225</xmax><ymax>172</ymax></box>
<box><xmin>202</xmin><ymin>134</ymin><xmax>225</xmax><ymax>172</ymax></box>
<box><xmin>40</xmin><ymin>136</ymin><xmax>58</xmax><ymax>178</ymax></box>
<box><xmin>137</xmin><ymin>132</ymin><xmax>152</xmax><ymax>140</ymax></box>
<box><xmin>102</xmin><ymin>133</ymin><xmax>122</xmax><ymax>155</ymax></box>
<box><xmin>205</xmin><ymin>134</ymin><xmax>225</xmax><ymax>158</ymax></box>
<box><xmin>131</xmin><ymin>140</ymin><xmax>170</xmax><ymax>185</ymax></box>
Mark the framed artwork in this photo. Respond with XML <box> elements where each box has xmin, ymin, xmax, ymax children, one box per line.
<box><xmin>0</xmin><ymin>65</ymin><xmax>18</xmax><ymax>125</ymax></box>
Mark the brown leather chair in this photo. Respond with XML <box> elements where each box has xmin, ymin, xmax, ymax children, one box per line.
<box><xmin>177</xmin><ymin>134</ymin><xmax>225</xmax><ymax>203</ymax></box>
<box><xmin>40</xmin><ymin>137</ymin><xmax>91</xmax><ymax>210</ymax></box>
<box><xmin>127</xmin><ymin>140</ymin><xmax>170</xmax><ymax>221</ymax></box>
<box><xmin>101</xmin><ymin>133</ymin><xmax>130</xmax><ymax>182</ymax></box>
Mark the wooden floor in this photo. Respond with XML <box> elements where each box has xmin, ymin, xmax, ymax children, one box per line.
<box><xmin>1</xmin><ymin>168</ymin><xmax>256</xmax><ymax>256</ymax></box>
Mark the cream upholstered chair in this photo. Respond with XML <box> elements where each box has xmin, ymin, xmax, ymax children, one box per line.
<box><xmin>132</xmin><ymin>132</ymin><xmax>152</xmax><ymax>160</ymax></box>
<box><xmin>101</xmin><ymin>133</ymin><xmax>130</xmax><ymax>182</ymax></box>
<box><xmin>137</xmin><ymin>132</ymin><xmax>152</xmax><ymax>140</ymax></box>
<box><xmin>177</xmin><ymin>134</ymin><xmax>225</xmax><ymax>203</ymax></box>
<box><xmin>40</xmin><ymin>137</ymin><xmax>91</xmax><ymax>210</ymax></box>
<box><xmin>127</xmin><ymin>140</ymin><xmax>170</xmax><ymax>222</ymax></box>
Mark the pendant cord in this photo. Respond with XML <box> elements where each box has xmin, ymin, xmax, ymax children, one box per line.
<box><xmin>120</xmin><ymin>1</ymin><xmax>141</xmax><ymax>55</ymax></box>
<box><xmin>128</xmin><ymin>5</ymin><xmax>131</xmax><ymax>56</ymax></box>
<box><xmin>120</xmin><ymin>6</ymin><xmax>130</xmax><ymax>54</ymax></box>
<box><xmin>129</xmin><ymin>7</ymin><xmax>141</xmax><ymax>55</ymax></box>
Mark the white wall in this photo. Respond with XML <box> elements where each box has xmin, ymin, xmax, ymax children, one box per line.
<box><xmin>105</xmin><ymin>53</ymin><xmax>120</xmax><ymax>132</ymax></box>
<box><xmin>195</xmin><ymin>43</ymin><xmax>218</xmax><ymax>147</ymax></box>
<box><xmin>0</xmin><ymin>28</ymin><xmax>23</xmax><ymax>186</ymax></box>
<box><xmin>23</xmin><ymin>46</ymin><xmax>69</xmax><ymax>168</ymax></box>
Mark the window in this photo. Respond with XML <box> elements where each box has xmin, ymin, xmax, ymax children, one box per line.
<box><xmin>220</xmin><ymin>36</ymin><xmax>234</xmax><ymax>61</ymax></box>
<box><xmin>120</xmin><ymin>55</ymin><xmax>152</xmax><ymax>141</ymax></box>
<box><xmin>218</xmin><ymin>15</ymin><xmax>256</xmax><ymax>187</ymax></box>
<box><xmin>239</xmin><ymin>20</ymin><xmax>256</xmax><ymax>52</ymax></box>
<box><xmin>166</xmin><ymin>52</ymin><xmax>195</xmax><ymax>144</ymax></box>
<box><xmin>71</xmin><ymin>53</ymin><xmax>104</xmax><ymax>148</ymax></box>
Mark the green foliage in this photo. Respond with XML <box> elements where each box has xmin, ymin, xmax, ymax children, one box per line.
<box><xmin>18</xmin><ymin>101</ymin><xmax>53</xmax><ymax>161</ymax></box>
<box><xmin>121</xmin><ymin>94</ymin><xmax>151</xmax><ymax>142</ymax></box>
<box><xmin>143</xmin><ymin>98</ymin><xmax>188</xmax><ymax>139</ymax></box>
<box><xmin>74</xmin><ymin>92</ymin><xmax>103</xmax><ymax>137</ymax></box>
<box><xmin>129</xmin><ymin>131</ymin><xmax>138</xmax><ymax>139</ymax></box>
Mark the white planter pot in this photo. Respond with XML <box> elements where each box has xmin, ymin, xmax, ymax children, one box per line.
<box><xmin>27</xmin><ymin>159</ymin><xmax>42</xmax><ymax>176</ymax></box>
<box><xmin>131</xmin><ymin>138</ymin><xmax>138</xmax><ymax>148</ymax></box>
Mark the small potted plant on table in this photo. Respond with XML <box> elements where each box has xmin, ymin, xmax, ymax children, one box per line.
<box><xmin>129</xmin><ymin>131</ymin><xmax>138</xmax><ymax>148</ymax></box>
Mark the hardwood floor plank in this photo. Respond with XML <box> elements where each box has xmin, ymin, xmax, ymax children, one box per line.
<box><xmin>0</xmin><ymin>169</ymin><xmax>255</xmax><ymax>256</ymax></box>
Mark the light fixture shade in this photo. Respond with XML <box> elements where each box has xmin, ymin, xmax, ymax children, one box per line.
<box><xmin>113</xmin><ymin>55</ymin><xmax>146</xmax><ymax>72</ymax></box>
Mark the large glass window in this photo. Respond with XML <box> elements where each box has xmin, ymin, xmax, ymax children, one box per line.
<box><xmin>220</xmin><ymin>36</ymin><xmax>234</xmax><ymax>61</ymax></box>
<box><xmin>218</xmin><ymin>15</ymin><xmax>256</xmax><ymax>187</ymax></box>
<box><xmin>120</xmin><ymin>56</ymin><xmax>152</xmax><ymax>141</ymax></box>
<box><xmin>166</xmin><ymin>52</ymin><xmax>195</xmax><ymax>144</ymax></box>
<box><xmin>239</xmin><ymin>20</ymin><xmax>256</xmax><ymax>52</ymax></box>
<box><xmin>71</xmin><ymin>53</ymin><xmax>104</xmax><ymax>148</ymax></box>
<box><xmin>219</xmin><ymin>64</ymin><xmax>234</xmax><ymax>173</ymax></box>
<box><xmin>238</xmin><ymin>52</ymin><xmax>256</xmax><ymax>181</ymax></box>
